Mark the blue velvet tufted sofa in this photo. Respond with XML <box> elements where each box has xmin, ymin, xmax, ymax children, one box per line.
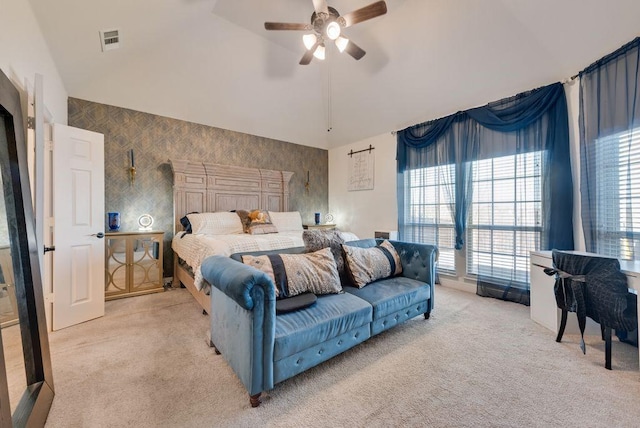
<box><xmin>201</xmin><ymin>238</ymin><xmax>437</xmax><ymax>407</ymax></box>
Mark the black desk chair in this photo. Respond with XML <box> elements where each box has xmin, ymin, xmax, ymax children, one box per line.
<box><xmin>545</xmin><ymin>250</ymin><xmax>637</xmax><ymax>370</ymax></box>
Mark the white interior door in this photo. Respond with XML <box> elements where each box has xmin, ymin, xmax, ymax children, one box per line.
<box><xmin>52</xmin><ymin>124</ymin><xmax>105</xmax><ymax>330</ymax></box>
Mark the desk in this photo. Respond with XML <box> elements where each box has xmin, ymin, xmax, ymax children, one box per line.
<box><xmin>530</xmin><ymin>250</ymin><xmax>640</xmax><ymax>366</ymax></box>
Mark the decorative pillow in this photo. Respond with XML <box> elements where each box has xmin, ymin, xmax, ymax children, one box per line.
<box><xmin>268</xmin><ymin>211</ymin><xmax>303</xmax><ymax>233</ymax></box>
<box><xmin>275</xmin><ymin>293</ymin><xmax>317</xmax><ymax>313</ymax></box>
<box><xmin>187</xmin><ymin>212</ymin><xmax>244</xmax><ymax>235</ymax></box>
<box><xmin>342</xmin><ymin>240</ymin><xmax>403</xmax><ymax>288</ymax></box>
<box><xmin>241</xmin><ymin>247</ymin><xmax>342</xmax><ymax>298</ymax></box>
<box><xmin>303</xmin><ymin>229</ymin><xmax>346</xmax><ymax>279</ymax></box>
<box><xmin>179</xmin><ymin>211</ymin><xmax>198</xmax><ymax>237</ymax></box>
<box><xmin>236</xmin><ymin>209</ymin><xmax>278</xmax><ymax>235</ymax></box>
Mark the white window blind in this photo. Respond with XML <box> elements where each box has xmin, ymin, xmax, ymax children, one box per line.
<box><xmin>595</xmin><ymin>127</ymin><xmax>640</xmax><ymax>260</ymax></box>
<box><xmin>466</xmin><ymin>151</ymin><xmax>542</xmax><ymax>284</ymax></box>
<box><xmin>406</xmin><ymin>165</ymin><xmax>456</xmax><ymax>272</ymax></box>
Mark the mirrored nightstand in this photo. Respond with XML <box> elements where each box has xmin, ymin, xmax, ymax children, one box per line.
<box><xmin>105</xmin><ymin>231</ymin><xmax>164</xmax><ymax>300</ymax></box>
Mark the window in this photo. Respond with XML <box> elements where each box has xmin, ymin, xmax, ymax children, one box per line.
<box><xmin>595</xmin><ymin>127</ymin><xmax>640</xmax><ymax>260</ymax></box>
<box><xmin>466</xmin><ymin>151</ymin><xmax>542</xmax><ymax>285</ymax></box>
<box><xmin>404</xmin><ymin>165</ymin><xmax>456</xmax><ymax>272</ymax></box>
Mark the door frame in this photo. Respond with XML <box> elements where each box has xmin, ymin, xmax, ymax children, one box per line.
<box><xmin>0</xmin><ymin>69</ymin><xmax>54</xmax><ymax>425</ymax></box>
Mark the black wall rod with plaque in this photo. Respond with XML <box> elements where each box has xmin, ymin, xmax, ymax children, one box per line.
<box><xmin>347</xmin><ymin>144</ymin><xmax>375</xmax><ymax>157</ymax></box>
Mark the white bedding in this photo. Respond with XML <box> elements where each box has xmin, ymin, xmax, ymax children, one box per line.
<box><xmin>172</xmin><ymin>230</ymin><xmax>359</xmax><ymax>290</ymax></box>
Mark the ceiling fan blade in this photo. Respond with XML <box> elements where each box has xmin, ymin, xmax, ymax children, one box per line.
<box><xmin>300</xmin><ymin>41</ymin><xmax>321</xmax><ymax>65</ymax></box>
<box><xmin>299</xmin><ymin>49</ymin><xmax>315</xmax><ymax>65</ymax></box>
<box><xmin>344</xmin><ymin>40</ymin><xmax>366</xmax><ymax>60</ymax></box>
<box><xmin>341</xmin><ymin>1</ymin><xmax>387</xmax><ymax>28</ymax></box>
<box><xmin>264</xmin><ymin>22</ymin><xmax>312</xmax><ymax>31</ymax></box>
<box><xmin>312</xmin><ymin>0</ymin><xmax>329</xmax><ymax>14</ymax></box>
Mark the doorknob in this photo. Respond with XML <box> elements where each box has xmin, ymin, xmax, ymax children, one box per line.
<box><xmin>92</xmin><ymin>232</ymin><xmax>105</xmax><ymax>239</ymax></box>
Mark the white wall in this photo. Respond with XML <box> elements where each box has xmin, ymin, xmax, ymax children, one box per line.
<box><xmin>330</xmin><ymin>83</ymin><xmax>585</xmax><ymax>251</ymax></box>
<box><xmin>0</xmin><ymin>0</ymin><xmax>68</xmax><ymax>123</ymax></box>
<box><xmin>328</xmin><ymin>133</ymin><xmax>398</xmax><ymax>239</ymax></box>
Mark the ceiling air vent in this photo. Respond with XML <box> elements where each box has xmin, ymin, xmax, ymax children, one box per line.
<box><xmin>99</xmin><ymin>29</ymin><xmax>120</xmax><ymax>52</ymax></box>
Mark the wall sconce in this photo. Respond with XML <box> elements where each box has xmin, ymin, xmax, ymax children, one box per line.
<box><xmin>129</xmin><ymin>149</ymin><xmax>136</xmax><ymax>185</ymax></box>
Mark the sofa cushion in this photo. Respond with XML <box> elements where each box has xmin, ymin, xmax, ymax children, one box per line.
<box><xmin>241</xmin><ymin>247</ymin><xmax>342</xmax><ymax>298</ymax></box>
<box><xmin>342</xmin><ymin>240</ymin><xmax>403</xmax><ymax>288</ymax></box>
<box><xmin>343</xmin><ymin>276</ymin><xmax>430</xmax><ymax>320</ymax></box>
<box><xmin>273</xmin><ymin>292</ymin><xmax>372</xmax><ymax>361</ymax></box>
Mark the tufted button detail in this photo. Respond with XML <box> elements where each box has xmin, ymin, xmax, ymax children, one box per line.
<box><xmin>318</xmin><ymin>349</ymin><xmax>323</xmax><ymax>355</ymax></box>
<box><xmin>354</xmin><ymin>332</ymin><xmax>360</xmax><ymax>338</ymax></box>
<box><xmin>338</xmin><ymin>340</ymin><xmax>343</xmax><ymax>345</ymax></box>
<box><xmin>296</xmin><ymin>359</ymin><xmax>301</xmax><ymax>365</ymax></box>
<box><xmin>394</xmin><ymin>314</ymin><xmax>399</xmax><ymax>321</ymax></box>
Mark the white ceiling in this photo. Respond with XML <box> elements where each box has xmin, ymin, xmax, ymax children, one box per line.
<box><xmin>27</xmin><ymin>0</ymin><xmax>640</xmax><ymax>149</ymax></box>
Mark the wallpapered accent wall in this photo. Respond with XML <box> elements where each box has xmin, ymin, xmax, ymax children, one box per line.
<box><xmin>68</xmin><ymin>98</ymin><xmax>329</xmax><ymax>277</ymax></box>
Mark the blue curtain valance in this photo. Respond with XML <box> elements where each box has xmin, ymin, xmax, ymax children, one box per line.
<box><xmin>396</xmin><ymin>81</ymin><xmax>573</xmax><ymax>251</ymax></box>
<box><xmin>397</xmin><ymin>83</ymin><xmax>567</xmax><ymax>171</ymax></box>
<box><xmin>466</xmin><ymin>83</ymin><xmax>566</xmax><ymax>132</ymax></box>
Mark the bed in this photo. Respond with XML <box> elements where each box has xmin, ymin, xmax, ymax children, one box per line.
<box><xmin>170</xmin><ymin>159</ymin><xmax>356</xmax><ymax>314</ymax></box>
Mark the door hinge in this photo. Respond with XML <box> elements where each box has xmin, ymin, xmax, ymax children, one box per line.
<box><xmin>27</xmin><ymin>116</ymin><xmax>35</xmax><ymax>129</ymax></box>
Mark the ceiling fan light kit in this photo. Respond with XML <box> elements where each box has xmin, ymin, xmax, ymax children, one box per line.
<box><xmin>326</xmin><ymin>21</ymin><xmax>341</xmax><ymax>40</ymax></box>
<box><xmin>303</xmin><ymin>33</ymin><xmax>317</xmax><ymax>50</ymax></box>
<box><xmin>314</xmin><ymin>44</ymin><xmax>326</xmax><ymax>60</ymax></box>
<box><xmin>264</xmin><ymin>0</ymin><xmax>387</xmax><ymax>65</ymax></box>
<box><xmin>335</xmin><ymin>36</ymin><xmax>349</xmax><ymax>53</ymax></box>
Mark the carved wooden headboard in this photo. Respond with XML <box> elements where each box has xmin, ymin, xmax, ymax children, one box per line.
<box><xmin>170</xmin><ymin>159</ymin><xmax>294</xmax><ymax>233</ymax></box>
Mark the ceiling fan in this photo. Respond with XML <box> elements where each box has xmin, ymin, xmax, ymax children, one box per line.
<box><xmin>264</xmin><ymin>0</ymin><xmax>387</xmax><ymax>65</ymax></box>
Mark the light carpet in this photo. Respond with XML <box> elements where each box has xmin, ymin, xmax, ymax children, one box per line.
<box><xmin>44</xmin><ymin>286</ymin><xmax>640</xmax><ymax>427</ymax></box>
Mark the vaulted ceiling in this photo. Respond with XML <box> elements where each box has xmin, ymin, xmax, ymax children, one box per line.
<box><xmin>28</xmin><ymin>0</ymin><xmax>640</xmax><ymax>149</ymax></box>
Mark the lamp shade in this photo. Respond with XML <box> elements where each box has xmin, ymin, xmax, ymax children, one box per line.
<box><xmin>326</xmin><ymin>21</ymin><xmax>341</xmax><ymax>40</ymax></box>
<box><xmin>335</xmin><ymin>36</ymin><xmax>349</xmax><ymax>53</ymax></box>
<box><xmin>313</xmin><ymin>44</ymin><xmax>326</xmax><ymax>60</ymax></box>
<box><xmin>303</xmin><ymin>33</ymin><xmax>317</xmax><ymax>50</ymax></box>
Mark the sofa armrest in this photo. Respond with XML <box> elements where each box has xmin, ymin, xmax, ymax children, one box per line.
<box><xmin>204</xmin><ymin>255</ymin><xmax>277</xmax><ymax>397</ymax></box>
<box><xmin>387</xmin><ymin>241</ymin><xmax>437</xmax><ymax>286</ymax></box>
<box><xmin>200</xmin><ymin>255</ymin><xmax>276</xmax><ymax>310</ymax></box>
<box><xmin>387</xmin><ymin>240</ymin><xmax>437</xmax><ymax>313</ymax></box>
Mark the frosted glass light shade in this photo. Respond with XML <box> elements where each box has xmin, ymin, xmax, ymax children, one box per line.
<box><xmin>335</xmin><ymin>36</ymin><xmax>349</xmax><ymax>53</ymax></box>
<box><xmin>313</xmin><ymin>44</ymin><xmax>326</xmax><ymax>60</ymax></box>
<box><xmin>303</xmin><ymin>33</ymin><xmax>317</xmax><ymax>50</ymax></box>
<box><xmin>326</xmin><ymin>21</ymin><xmax>341</xmax><ymax>40</ymax></box>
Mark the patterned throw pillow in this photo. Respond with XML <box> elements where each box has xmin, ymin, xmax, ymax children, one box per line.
<box><xmin>236</xmin><ymin>209</ymin><xmax>279</xmax><ymax>235</ymax></box>
<box><xmin>303</xmin><ymin>229</ymin><xmax>346</xmax><ymax>279</ymax></box>
<box><xmin>241</xmin><ymin>247</ymin><xmax>342</xmax><ymax>298</ymax></box>
<box><xmin>342</xmin><ymin>240</ymin><xmax>403</xmax><ymax>288</ymax></box>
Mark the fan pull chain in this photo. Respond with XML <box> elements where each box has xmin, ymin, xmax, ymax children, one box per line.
<box><xmin>327</xmin><ymin>62</ymin><xmax>333</xmax><ymax>132</ymax></box>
